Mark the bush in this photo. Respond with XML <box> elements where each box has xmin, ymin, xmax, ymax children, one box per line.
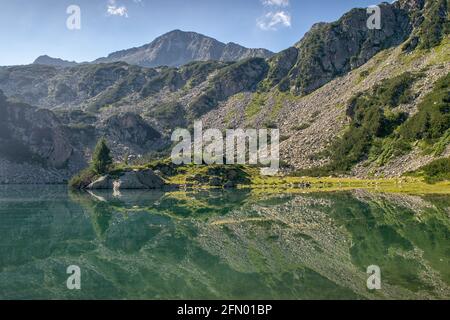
<box><xmin>411</xmin><ymin>157</ymin><xmax>450</xmax><ymax>184</ymax></box>
<box><xmin>399</xmin><ymin>73</ymin><xmax>450</xmax><ymax>142</ymax></box>
<box><xmin>68</xmin><ymin>168</ymin><xmax>98</xmax><ymax>189</ymax></box>
<box><xmin>373</xmin><ymin>72</ymin><xmax>418</xmax><ymax>107</ymax></box>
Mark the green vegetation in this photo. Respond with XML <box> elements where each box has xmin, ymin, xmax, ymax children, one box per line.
<box><xmin>407</xmin><ymin>158</ymin><xmax>450</xmax><ymax>184</ymax></box>
<box><xmin>297</xmin><ymin>71</ymin><xmax>449</xmax><ymax>179</ymax></box>
<box><xmin>152</xmin><ymin>101</ymin><xmax>185</xmax><ymax>122</ymax></box>
<box><xmin>180</xmin><ymin>61</ymin><xmax>227</xmax><ymax>89</ymax></box>
<box><xmin>294</xmin><ymin>123</ymin><xmax>311</xmax><ymax>131</ymax></box>
<box><xmin>92</xmin><ymin>138</ymin><xmax>113</xmax><ymax>174</ymax></box>
<box><xmin>245</xmin><ymin>93</ymin><xmax>266</xmax><ymax>120</ymax></box>
<box><xmin>298</xmin><ymin>73</ymin><xmax>418</xmax><ymax>175</ymax></box>
<box><xmin>417</xmin><ymin>0</ymin><xmax>449</xmax><ymax>50</ymax></box>
<box><xmin>68</xmin><ymin>167</ymin><xmax>99</xmax><ymax>189</ymax></box>
<box><xmin>190</xmin><ymin>58</ymin><xmax>269</xmax><ymax>118</ymax></box>
<box><xmin>69</xmin><ymin>138</ymin><xmax>113</xmax><ymax>189</ymax></box>
<box><xmin>399</xmin><ymin>73</ymin><xmax>450</xmax><ymax>142</ymax></box>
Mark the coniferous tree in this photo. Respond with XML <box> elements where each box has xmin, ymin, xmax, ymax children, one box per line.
<box><xmin>91</xmin><ymin>138</ymin><xmax>113</xmax><ymax>174</ymax></box>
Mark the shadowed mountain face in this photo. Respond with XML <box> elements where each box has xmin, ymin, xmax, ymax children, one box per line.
<box><xmin>0</xmin><ymin>91</ymin><xmax>88</xmax><ymax>183</ymax></box>
<box><xmin>0</xmin><ymin>187</ymin><xmax>449</xmax><ymax>299</ymax></box>
<box><xmin>94</xmin><ymin>30</ymin><xmax>274</xmax><ymax>67</ymax></box>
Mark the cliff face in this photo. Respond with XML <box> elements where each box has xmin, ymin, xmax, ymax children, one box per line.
<box><xmin>265</xmin><ymin>1</ymin><xmax>418</xmax><ymax>95</ymax></box>
<box><xmin>0</xmin><ymin>91</ymin><xmax>73</xmax><ymax>168</ymax></box>
<box><xmin>0</xmin><ymin>90</ymin><xmax>86</xmax><ymax>183</ymax></box>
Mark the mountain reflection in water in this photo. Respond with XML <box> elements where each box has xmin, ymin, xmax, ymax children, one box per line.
<box><xmin>0</xmin><ymin>185</ymin><xmax>449</xmax><ymax>300</ymax></box>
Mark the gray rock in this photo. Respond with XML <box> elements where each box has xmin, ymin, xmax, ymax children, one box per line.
<box><xmin>116</xmin><ymin>169</ymin><xmax>165</xmax><ymax>189</ymax></box>
<box><xmin>87</xmin><ymin>170</ymin><xmax>165</xmax><ymax>190</ymax></box>
<box><xmin>94</xmin><ymin>30</ymin><xmax>273</xmax><ymax>68</ymax></box>
<box><xmin>135</xmin><ymin>169</ymin><xmax>165</xmax><ymax>189</ymax></box>
<box><xmin>87</xmin><ymin>176</ymin><xmax>113</xmax><ymax>189</ymax></box>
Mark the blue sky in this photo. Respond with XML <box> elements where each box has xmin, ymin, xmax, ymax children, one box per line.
<box><xmin>0</xmin><ymin>0</ymin><xmax>383</xmax><ymax>65</ymax></box>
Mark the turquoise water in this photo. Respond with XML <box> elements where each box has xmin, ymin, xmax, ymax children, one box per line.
<box><xmin>0</xmin><ymin>185</ymin><xmax>449</xmax><ymax>300</ymax></box>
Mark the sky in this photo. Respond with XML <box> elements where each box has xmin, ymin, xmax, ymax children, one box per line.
<box><xmin>0</xmin><ymin>0</ymin><xmax>383</xmax><ymax>66</ymax></box>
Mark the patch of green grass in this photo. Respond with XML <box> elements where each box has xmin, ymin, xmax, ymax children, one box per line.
<box><xmin>428</xmin><ymin>37</ymin><xmax>450</xmax><ymax>65</ymax></box>
<box><xmin>431</xmin><ymin>129</ymin><xmax>450</xmax><ymax>156</ymax></box>
<box><xmin>245</xmin><ymin>92</ymin><xmax>267</xmax><ymax>120</ymax></box>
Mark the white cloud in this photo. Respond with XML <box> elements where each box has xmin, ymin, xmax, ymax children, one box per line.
<box><xmin>262</xmin><ymin>0</ymin><xmax>289</xmax><ymax>7</ymax></box>
<box><xmin>107</xmin><ymin>0</ymin><xmax>128</xmax><ymax>17</ymax></box>
<box><xmin>257</xmin><ymin>11</ymin><xmax>291</xmax><ymax>31</ymax></box>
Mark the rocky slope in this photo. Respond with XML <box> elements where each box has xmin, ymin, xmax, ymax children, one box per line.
<box><xmin>0</xmin><ymin>0</ymin><xmax>448</xmax><ymax>183</ymax></box>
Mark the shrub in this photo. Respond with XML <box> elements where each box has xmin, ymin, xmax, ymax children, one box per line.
<box><xmin>68</xmin><ymin>168</ymin><xmax>98</xmax><ymax>189</ymax></box>
<box><xmin>410</xmin><ymin>157</ymin><xmax>450</xmax><ymax>184</ymax></box>
<box><xmin>399</xmin><ymin>73</ymin><xmax>450</xmax><ymax>142</ymax></box>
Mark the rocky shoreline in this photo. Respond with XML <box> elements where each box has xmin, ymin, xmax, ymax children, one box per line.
<box><xmin>86</xmin><ymin>169</ymin><xmax>166</xmax><ymax>190</ymax></box>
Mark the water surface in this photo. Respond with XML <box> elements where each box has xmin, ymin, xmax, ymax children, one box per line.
<box><xmin>0</xmin><ymin>185</ymin><xmax>449</xmax><ymax>300</ymax></box>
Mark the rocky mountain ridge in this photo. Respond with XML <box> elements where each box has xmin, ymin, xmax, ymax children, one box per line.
<box><xmin>33</xmin><ymin>55</ymin><xmax>78</xmax><ymax>68</ymax></box>
<box><xmin>30</xmin><ymin>30</ymin><xmax>273</xmax><ymax>69</ymax></box>
<box><xmin>94</xmin><ymin>30</ymin><xmax>274</xmax><ymax>67</ymax></box>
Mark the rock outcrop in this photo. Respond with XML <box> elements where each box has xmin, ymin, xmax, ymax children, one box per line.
<box><xmin>268</xmin><ymin>1</ymin><xmax>414</xmax><ymax>95</ymax></box>
<box><xmin>87</xmin><ymin>169</ymin><xmax>165</xmax><ymax>190</ymax></box>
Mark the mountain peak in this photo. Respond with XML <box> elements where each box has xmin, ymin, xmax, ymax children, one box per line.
<box><xmin>33</xmin><ymin>55</ymin><xmax>78</xmax><ymax>68</ymax></box>
<box><xmin>95</xmin><ymin>30</ymin><xmax>274</xmax><ymax>68</ymax></box>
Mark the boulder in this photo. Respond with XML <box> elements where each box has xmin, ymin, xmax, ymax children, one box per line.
<box><xmin>86</xmin><ymin>169</ymin><xmax>165</xmax><ymax>190</ymax></box>
<box><xmin>87</xmin><ymin>176</ymin><xmax>113</xmax><ymax>189</ymax></box>
<box><xmin>122</xmin><ymin>169</ymin><xmax>165</xmax><ymax>189</ymax></box>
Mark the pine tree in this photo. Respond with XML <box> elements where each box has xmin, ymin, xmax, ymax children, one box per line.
<box><xmin>91</xmin><ymin>138</ymin><xmax>113</xmax><ymax>174</ymax></box>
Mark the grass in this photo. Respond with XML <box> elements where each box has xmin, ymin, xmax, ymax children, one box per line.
<box><xmin>160</xmin><ymin>162</ymin><xmax>450</xmax><ymax>194</ymax></box>
<box><xmin>249</xmin><ymin>175</ymin><xmax>450</xmax><ymax>195</ymax></box>
<box><xmin>245</xmin><ymin>92</ymin><xmax>266</xmax><ymax>120</ymax></box>
<box><xmin>427</xmin><ymin>36</ymin><xmax>450</xmax><ymax>65</ymax></box>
